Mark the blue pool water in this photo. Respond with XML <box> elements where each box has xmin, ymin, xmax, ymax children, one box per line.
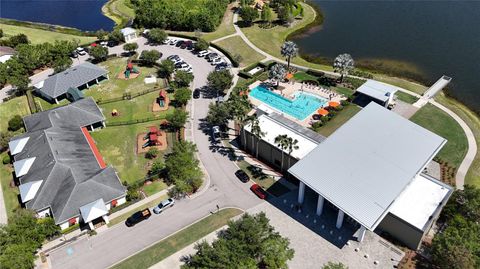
<box><xmin>249</xmin><ymin>85</ymin><xmax>327</xmax><ymax>120</ymax></box>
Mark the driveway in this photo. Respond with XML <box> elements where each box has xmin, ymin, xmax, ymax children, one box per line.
<box><xmin>48</xmin><ymin>38</ymin><xmax>262</xmax><ymax>269</ymax></box>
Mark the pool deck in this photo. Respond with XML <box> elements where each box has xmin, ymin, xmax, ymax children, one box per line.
<box><xmin>248</xmin><ymin>80</ymin><xmax>346</xmax><ymax>127</ymax></box>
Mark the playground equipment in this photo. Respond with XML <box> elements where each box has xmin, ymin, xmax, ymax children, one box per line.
<box><xmin>111</xmin><ymin>109</ymin><xmax>119</xmax><ymax>117</ymax></box>
<box><xmin>158</xmin><ymin>89</ymin><xmax>168</xmax><ymax>107</ymax></box>
<box><xmin>124</xmin><ymin>62</ymin><xmax>140</xmax><ymax>79</ymax></box>
<box><xmin>142</xmin><ymin>126</ymin><xmax>163</xmax><ymax>148</ymax></box>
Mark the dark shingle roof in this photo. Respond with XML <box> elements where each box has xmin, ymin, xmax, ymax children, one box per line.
<box><xmin>12</xmin><ymin>98</ymin><xmax>125</xmax><ymax>224</ymax></box>
<box><xmin>38</xmin><ymin>62</ymin><xmax>107</xmax><ymax>99</ymax></box>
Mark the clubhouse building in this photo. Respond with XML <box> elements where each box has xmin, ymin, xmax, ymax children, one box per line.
<box><xmin>8</xmin><ymin>98</ymin><xmax>126</xmax><ymax>230</ymax></box>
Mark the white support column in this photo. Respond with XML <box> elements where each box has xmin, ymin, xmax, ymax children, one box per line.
<box><xmin>90</xmin><ymin>125</ymin><xmax>94</xmax><ymax>131</ymax></box>
<box><xmin>357</xmin><ymin>225</ymin><xmax>367</xmax><ymax>242</ymax></box>
<box><xmin>88</xmin><ymin>221</ymin><xmax>94</xmax><ymax>230</ymax></box>
<box><xmin>106</xmin><ymin>74</ymin><xmax>110</xmax><ymax>80</ymax></box>
<box><xmin>298</xmin><ymin>182</ymin><xmax>305</xmax><ymax>204</ymax></box>
<box><xmin>86</xmin><ymin>82</ymin><xmax>90</xmax><ymax>89</ymax></box>
<box><xmin>54</xmin><ymin>98</ymin><xmax>59</xmax><ymax>104</ymax></box>
<box><xmin>336</xmin><ymin>210</ymin><xmax>345</xmax><ymax>229</ymax></box>
<box><xmin>102</xmin><ymin>121</ymin><xmax>106</xmax><ymax>128</ymax></box>
<box><xmin>102</xmin><ymin>215</ymin><xmax>110</xmax><ymax>224</ymax></box>
<box><xmin>95</xmin><ymin>78</ymin><xmax>99</xmax><ymax>84</ymax></box>
<box><xmin>316</xmin><ymin>195</ymin><xmax>325</xmax><ymax>216</ymax></box>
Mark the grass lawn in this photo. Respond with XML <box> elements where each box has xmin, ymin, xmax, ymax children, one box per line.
<box><xmin>241</xmin><ymin>2</ymin><xmax>332</xmax><ymax>72</ymax></box>
<box><xmin>236</xmin><ymin>160</ymin><xmax>290</xmax><ymax>197</ymax></box>
<box><xmin>166</xmin><ymin>2</ymin><xmax>236</xmax><ymax>42</ymax></box>
<box><xmin>111</xmin><ymin>208</ymin><xmax>243</xmax><ymax>269</ymax></box>
<box><xmin>410</xmin><ymin>103</ymin><xmax>468</xmax><ymax>169</ymax></box>
<box><xmin>374</xmin><ymin>73</ymin><xmax>427</xmax><ymax>95</ymax></box>
<box><xmin>0</xmin><ymin>96</ymin><xmax>30</xmax><ymax>132</ymax></box>
<box><xmin>102</xmin><ymin>0</ymin><xmax>134</xmax><ymax>27</ymax></box>
<box><xmin>215</xmin><ymin>36</ymin><xmax>265</xmax><ymax>67</ymax></box>
<box><xmin>316</xmin><ymin>105</ymin><xmax>362</xmax><ymax>137</ymax></box>
<box><xmin>90</xmin><ymin>123</ymin><xmax>175</xmax><ymax>184</ymax></box>
<box><xmin>435</xmin><ymin>93</ymin><xmax>480</xmax><ymax>187</ymax></box>
<box><xmin>331</xmin><ymin>86</ymin><xmax>354</xmax><ymax>98</ymax></box>
<box><xmin>108</xmin><ymin>193</ymin><xmax>169</xmax><ymax>227</ymax></box>
<box><xmin>293</xmin><ymin>72</ymin><xmax>318</xmax><ymax>82</ymax></box>
<box><xmin>142</xmin><ymin>180</ymin><xmax>168</xmax><ymax>197</ymax></box>
<box><xmin>0</xmin><ymin>152</ymin><xmax>20</xmax><ymax>218</ymax></box>
<box><xmin>0</xmin><ymin>23</ymin><xmax>96</xmax><ymax>45</ymax></box>
<box><xmin>395</xmin><ymin>91</ymin><xmax>419</xmax><ymax>104</ymax></box>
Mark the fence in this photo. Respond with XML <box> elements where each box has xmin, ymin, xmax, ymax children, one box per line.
<box><xmin>97</xmin><ymin>81</ymin><xmax>168</xmax><ymax>105</ymax></box>
<box><xmin>26</xmin><ymin>90</ymin><xmax>39</xmax><ymax>114</ymax></box>
<box><xmin>106</xmin><ymin>116</ymin><xmax>168</xmax><ymax>127</ymax></box>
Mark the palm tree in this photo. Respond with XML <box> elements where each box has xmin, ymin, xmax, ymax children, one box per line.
<box><xmin>274</xmin><ymin>134</ymin><xmax>289</xmax><ymax>172</ymax></box>
<box><xmin>280</xmin><ymin>41</ymin><xmax>298</xmax><ymax>71</ymax></box>
<box><xmin>333</xmin><ymin>53</ymin><xmax>355</xmax><ymax>82</ymax></box>
<box><xmin>268</xmin><ymin>63</ymin><xmax>287</xmax><ymax>88</ymax></box>
<box><xmin>250</xmin><ymin>116</ymin><xmax>266</xmax><ymax>159</ymax></box>
<box><xmin>285</xmin><ymin>136</ymin><xmax>299</xmax><ymax>169</ymax></box>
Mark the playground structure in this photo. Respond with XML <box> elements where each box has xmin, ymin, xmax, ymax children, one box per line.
<box><xmin>137</xmin><ymin>125</ymin><xmax>167</xmax><ymax>154</ymax></box>
<box><xmin>152</xmin><ymin>89</ymin><xmax>170</xmax><ymax>112</ymax></box>
<box><xmin>118</xmin><ymin>61</ymin><xmax>140</xmax><ymax>80</ymax></box>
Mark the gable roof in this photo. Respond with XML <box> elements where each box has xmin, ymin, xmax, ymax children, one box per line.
<box><xmin>37</xmin><ymin>62</ymin><xmax>107</xmax><ymax>99</ymax></box>
<box><xmin>288</xmin><ymin>103</ymin><xmax>446</xmax><ymax>230</ymax></box>
<box><xmin>11</xmin><ymin>99</ymin><xmax>125</xmax><ymax>224</ymax></box>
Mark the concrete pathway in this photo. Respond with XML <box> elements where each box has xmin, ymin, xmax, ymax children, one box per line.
<box><xmin>231</xmin><ymin>4</ymin><xmax>476</xmax><ymax>189</ymax></box>
<box><xmin>0</xmin><ymin>180</ymin><xmax>7</xmax><ymax>225</ymax></box>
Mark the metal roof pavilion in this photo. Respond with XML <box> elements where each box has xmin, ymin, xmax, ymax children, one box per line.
<box><xmin>288</xmin><ymin>103</ymin><xmax>447</xmax><ymax>230</ymax></box>
<box><xmin>356</xmin><ymin>80</ymin><xmax>399</xmax><ymax>103</ymax></box>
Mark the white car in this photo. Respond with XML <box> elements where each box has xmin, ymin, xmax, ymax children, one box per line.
<box><xmin>211</xmin><ymin>57</ymin><xmax>224</xmax><ymax>65</ymax></box>
<box><xmin>171</xmin><ymin>57</ymin><xmax>184</xmax><ymax>64</ymax></box>
<box><xmin>212</xmin><ymin>126</ymin><xmax>221</xmax><ymax>142</ymax></box>
<box><xmin>197</xmin><ymin>50</ymin><xmax>209</xmax><ymax>57</ymax></box>
<box><xmin>169</xmin><ymin>39</ymin><xmax>178</xmax><ymax>45</ymax></box>
<box><xmin>100</xmin><ymin>41</ymin><xmax>108</xmax><ymax>48</ymax></box>
<box><xmin>152</xmin><ymin>198</ymin><xmax>175</xmax><ymax>214</ymax></box>
<box><xmin>76</xmin><ymin>47</ymin><xmax>86</xmax><ymax>56</ymax></box>
<box><xmin>180</xmin><ymin>66</ymin><xmax>193</xmax><ymax>73</ymax></box>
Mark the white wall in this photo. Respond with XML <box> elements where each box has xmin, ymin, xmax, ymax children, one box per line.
<box><xmin>117</xmin><ymin>196</ymin><xmax>126</xmax><ymax>206</ymax></box>
<box><xmin>37</xmin><ymin>208</ymin><xmax>51</xmax><ymax>218</ymax></box>
<box><xmin>0</xmin><ymin>54</ymin><xmax>12</xmax><ymax>63</ymax></box>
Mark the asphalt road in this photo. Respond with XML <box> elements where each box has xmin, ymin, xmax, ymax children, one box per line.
<box><xmin>48</xmin><ymin>37</ymin><xmax>262</xmax><ymax>269</ymax></box>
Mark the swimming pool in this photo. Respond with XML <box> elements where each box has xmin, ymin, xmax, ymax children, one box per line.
<box><xmin>249</xmin><ymin>85</ymin><xmax>328</xmax><ymax>120</ymax></box>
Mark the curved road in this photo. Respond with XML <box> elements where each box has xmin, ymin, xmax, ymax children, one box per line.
<box><xmin>48</xmin><ymin>37</ymin><xmax>262</xmax><ymax>269</ymax></box>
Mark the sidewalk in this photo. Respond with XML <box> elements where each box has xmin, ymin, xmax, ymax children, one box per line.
<box><xmin>0</xmin><ymin>178</ymin><xmax>7</xmax><ymax>225</ymax></box>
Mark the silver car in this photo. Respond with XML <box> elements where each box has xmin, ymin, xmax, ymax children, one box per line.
<box><xmin>153</xmin><ymin>198</ymin><xmax>175</xmax><ymax>214</ymax></box>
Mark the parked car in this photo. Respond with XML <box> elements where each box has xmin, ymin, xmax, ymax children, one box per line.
<box><xmin>207</xmin><ymin>53</ymin><xmax>219</xmax><ymax>61</ymax></box>
<box><xmin>197</xmin><ymin>50</ymin><xmax>209</xmax><ymax>57</ymax></box>
<box><xmin>76</xmin><ymin>47</ymin><xmax>86</xmax><ymax>56</ymax></box>
<box><xmin>179</xmin><ymin>42</ymin><xmax>188</xmax><ymax>49</ymax></box>
<box><xmin>171</xmin><ymin>57</ymin><xmax>184</xmax><ymax>64</ymax></box>
<box><xmin>211</xmin><ymin>58</ymin><xmax>224</xmax><ymax>65</ymax></box>
<box><xmin>162</xmin><ymin>38</ymin><xmax>170</xmax><ymax>45</ymax></box>
<box><xmin>212</xmin><ymin>126</ymin><xmax>221</xmax><ymax>143</ymax></box>
<box><xmin>70</xmin><ymin>51</ymin><xmax>78</xmax><ymax>58</ymax></box>
<box><xmin>107</xmin><ymin>40</ymin><xmax>119</xmax><ymax>47</ymax></box>
<box><xmin>125</xmin><ymin>208</ymin><xmax>151</xmax><ymax>227</ymax></box>
<box><xmin>185</xmin><ymin>41</ymin><xmax>194</xmax><ymax>50</ymax></box>
<box><xmin>169</xmin><ymin>39</ymin><xmax>179</xmax><ymax>45</ymax></box>
<box><xmin>235</xmin><ymin>170</ymin><xmax>250</xmax><ymax>183</ymax></box>
<box><xmin>153</xmin><ymin>198</ymin><xmax>175</xmax><ymax>214</ymax></box>
<box><xmin>100</xmin><ymin>41</ymin><xmax>108</xmax><ymax>48</ymax></box>
<box><xmin>167</xmin><ymin>54</ymin><xmax>179</xmax><ymax>60</ymax></box>
<box><xmin>175</xmin><ymin>62</ymin><xmax>189</xmax><ymax>69</ymax></box>
<box><xmin>176</xmin><ymin>40</ymin><xmax>185</xmax><ymax>47</ymax></box>
<box><xmin>250</xmin><ymin>184</ymin><xmax>267</xmax><ymax>199</ymax></box>
<box><xmin>193</xmin><ymin>88</ymin><xmax>201</xmax><ymax>99</ymax></box>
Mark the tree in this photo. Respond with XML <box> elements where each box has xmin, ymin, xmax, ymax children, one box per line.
<box><xmin>89</xmin><ymin>45</ymin><xmax>108</xmax><ymax>62</ymax></box>
<box><xmin>206</xmin><ymin>102</ymin><xmax>230</xmax><ymax>127</ymax></box>
<box><xmin>0</xmin><ymin>29</ymin><xmax>3</xmax><ymax>38</ymax></box>
<box><xmin>7</xmin><ymin>58</ymin><xmax>30</xmax><ymax>92</ymax></box>
<box><xmin>275</xmin><ymin>134</ymin><xmax>289</xmax><ymax>171</ymax></box>
<box><xmin>194</xmin><ymin>38</ymin><xmax>209</xmax><ymax>51</ymax></box>
<box><xmin>227</xmin><ymin>92</ymin><xmax>251</xmax><ymax>145</ymax></box>
<box><xmin>174</xmin><ymin>87</ymin><xmax>192</xmax><ymax>107</ymax></box>
<box><xmin>148</xmin><ymin>28</ymin><xmax>168</xmax><ymax>44</ymax></box>
<box><xmin>285</xmin><ymin>135</ymin><xmax>299</xmax><ymax>168</ymax></box>
<box><xmin>108</xmin><ymin>29</ymin><xmax>124</xmax><ymax>43</ymax></box>
<box><xmin>207</xmin><ymin>70</ymin><xmax>233</xmax><ymax>94</ymax></box>
<box><xmin>139</xmin><ymin>50</ymin><xmax>161</xmax><ymax>66</ymax></box>
<box><xmin>52</xmin><ymin>56</ymin><xmax>72</xmax><ymax>73</ymax></box>
<box><xmin>261</xmin><ymin>4</ymin><xmax>273</xmax><ymax>26</ymax></box>
<box><xmin>323</xmin><ymin>262</ymin><xmax>349</xmax><ymax>269</ymax></box>
<box><xmin>149</xmin><ymin>159</ymin><xmax>165</xmax><ymax>177</ymax></box>
<box><xmin>8</xmin><ymin>34</ymin><xmax>29</xmax><ymax>47</ymax></box>
<box><xmin>95</xmin><ymin>29</ymin><xmax>108</xmax><ymax>41</ymax></box>
<box><xmin>166</xmin><ymin>108</ymin><xmax>189</xmax><ymax>140</ymax></box>
<box><xmin>158</xmin><ymin>59</ymin><xmax>176</xmax><ymax>80</ymax></box>
<box><xmin>250</xmin><ymin>116</ymin><xmax>265</xmax><ymax>159</ymax></box>
<box><xmin>240</xmin><ymin>6</ymin><xmax>259</xmax><ymax>26</ymax></box>
<box><xmin>8</xmin><ymin>115</ymin><xmax>23</xmax><ymax>131</ymax></box>
<box><xmin>145</xmin><ymin>147</ymin><xmax>160</xmax><ymax>159</ymax></box>
<box><xmin>333</xmin><ymin>53</ymin><xmax>354</xmax><ymax>82</ymax></box>
<box><xmin>268</xmin><ymin>63</ymin><xmax>287</xmax><ymax>87</ymax></box>
<box><xmin>174</xmin><ymin>70</ymin><xmax>194</xmax><ymax>87</ymax></box>
<box><xmin>280</xmin><ymin>41</ymin><xmax>298</xmax><ymax>71</ymax></box>
<box><xmin>123</xmin><ymin>42</ymin><xmax>138</xmax><ymax>55</ymax></box>
<box><xmin>0</xmin><ymin>131</ymin><xmax>13</xmax><ymax>151</ymax></box>
<box><xmin>165</xmin><ymin>141</ymin><xmax>203</xmax><ymax>197</ymax></box>
<box><xmin>182</xmin><ymin>212</ymin><xmax>294</xmax><ymax>269</ymax></box>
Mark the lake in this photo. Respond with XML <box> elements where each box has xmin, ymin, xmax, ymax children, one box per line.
<box><xmin>0</xmin><ymin>0</ymin><xmax>114</xmax><ymax>31</ymax></box>
<box><xmin>294</xmin><ymin>1</ymin><xmax>480</xmax><ymax>112</ymax></box>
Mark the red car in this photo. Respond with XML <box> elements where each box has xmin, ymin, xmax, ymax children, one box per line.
<box><xmin>250</xmin><ymin>184</ymin><xmax>267</xmax><ymax>199</ymax></box>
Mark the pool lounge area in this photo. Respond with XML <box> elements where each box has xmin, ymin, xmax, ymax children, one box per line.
<box><xmin>249</xmin><ymin>84</ymin><xmax>328</xmax><ymax>120</ymax></box>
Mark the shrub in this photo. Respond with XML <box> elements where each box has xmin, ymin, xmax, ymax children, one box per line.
<box><xmin>126</xmin><ymin>188</ymin><xmax>141</xmax><ymax>201</ymax></box>
<box><xmin>145</xmin><ymin>147</ymin><xmax>160</xmax><ymax>159</ymax></box>
<box><xmin>2</xmin><ymin>155</ymin><xmax>11</xmax><ymax>164</ymax></box>
<box><xmin>8</xmin><ymin>115</ymin><xmax>23</xmax><ymax>131</ymax></box>
<box><xmin>340</xmin><ymin>100</ymin><xmax>350</xmax><ymax>106</ymax></box>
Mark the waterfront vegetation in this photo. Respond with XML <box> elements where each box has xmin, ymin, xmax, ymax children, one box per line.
<box><xmin>215</xmin><ymin>36</ymin><xmax>265</xmax><ymax>67</ymax></box>
<box><xmin>0</xmin><ymin>23</ymin><xmax>95</xmax><ymax>44</ymax></box>
<box><xmin>102</xmin><ymin>0</ymin><xmax>135</xmax><ymax>28</ymax></box>
<box><xmin>411</xmin><ymin>103</ymin><xmax>468</xmax><ymax>169</ymax></box>
<box><xmin>111</xmin><ymin>208</ymin><xmax>243</xmax><ymax>269</ymax></box>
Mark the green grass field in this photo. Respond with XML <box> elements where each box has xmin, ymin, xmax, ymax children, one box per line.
<box><xmin>111</xmin><ymin>208</ymin><xmax>243</xmax><ymax>269</ymax></box>
<box><xmin>215</xmin><ymin>36</ymin><xmax>265</xmax><ymax>67</ymax></box>
<box><xmin>395</xmin><ymin>91</ymin><xmax>419</xmax><ymax>104</ymax></box>
<box><xmin>142</xmin><ymin>180</ymin><xmax>168</xmax><ymax>197</ymax></box>
<box><xmin>411</xmin><ymin>103</ymin><xmax>468</xmax><ymax>169</ymax></box>
<box><xmin>0</xmin><ymin>23</ymin><xmax>96</xmax><ymax>44</ymax></box>
<box><xmin>0</xmin><ymin>96</ymin><xmax>30</xmax><ymax>132</ymax></box>
<box><xmin>316</xmin><ymin>105</ymin><xmax>362</xmax><ymax>137</ymax></box>
<box><xmin>0</xmin><ymin>152</ymin><xmax>20</xmax><ymax>218</ymax></box>
<box><xmin>102</xmin><ymin>0</ymin><xmax>134</xmax><ymax>27</ymax></box>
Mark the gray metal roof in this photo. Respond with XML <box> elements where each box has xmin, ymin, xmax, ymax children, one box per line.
<box><xmin>23</xmin><ymin>97</ymin><xmax>104</xmax><ymax>132</ymax></box>
<box><xmin>37</xmin><ymin>62</ymin><xmax>107</xmax><ymax>99</ymax></box>
<box><xmin>356</xmin><ymin>80</ymin><xmax>399</xmax><ymax>102</ymax></box>
<box><xmin>268</xmin><ymin>112</ymin><xmax>326</xmax><ymax>144</ymax></box>
<box><xmin>11</xmin><ymin>98</ymin><xmax>125</xmax><ymax>224</ymax></box>
<box><xmin>288</xmin><ymin>103</ymin><xmax>446</xmax><ymax>230</ymax></box>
